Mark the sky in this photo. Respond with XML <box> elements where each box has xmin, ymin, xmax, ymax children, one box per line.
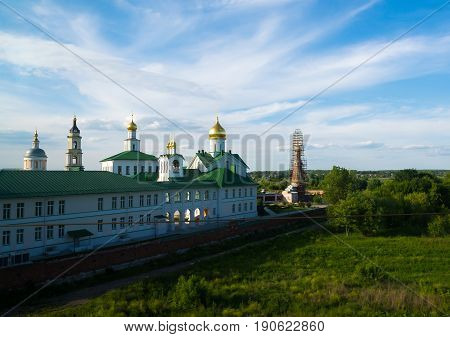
<box><xmin>0</xmin><ymin>0</ymin><xmax>449</xmax><ymax>171</ymax></box>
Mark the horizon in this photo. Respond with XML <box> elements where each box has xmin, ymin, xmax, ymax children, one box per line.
<box><xmin>1</xmin><ymin>0</ymin><xmax>449</xmax><ymax>171</ymax></box>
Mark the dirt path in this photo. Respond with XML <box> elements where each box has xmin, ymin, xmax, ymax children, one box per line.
<box><xmin>19</xmin><ymin>224</ymin><xmax>318</xmax><ymax>315</ymax></box>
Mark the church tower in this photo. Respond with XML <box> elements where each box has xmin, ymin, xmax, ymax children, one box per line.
<box><xmin>123</xmin><ymin>114</ymin><xmax>140</xmax><ymax>152</ymax></box>
<box><xmin>209</xmin><ymin>116</ymin><xmax>226</xmax><ymax>156</ymax></box>
<box><xmin>158</xmin><ymin>137</ymin><xmax>184</xmax><ymax>182</ymax></box>
<box><xmin>65</xmin><ymin>117</ymin><xmax>84</xmax><ymax>171</ymax></box>
<box><xmin>24</xmin><ymin>130</ymin><xmax>47</xmax><ymax>171</ymax></box>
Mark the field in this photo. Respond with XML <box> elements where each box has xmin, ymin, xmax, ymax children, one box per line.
<box><xmin>36</xmin><ymin>231</ymin><xmax>449</xmax><ymax>317</ymax></box>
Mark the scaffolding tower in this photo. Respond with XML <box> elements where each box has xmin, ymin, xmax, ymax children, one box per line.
<box><xmin>290</xmin><ymin>129</ymin><xmax>307</xmax><ymax>196</ymax></box>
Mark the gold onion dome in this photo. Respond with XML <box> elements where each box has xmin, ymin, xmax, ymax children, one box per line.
<box><xmin>209</xmin><ymin>116</ymin><xmax>226</xmax><ymax>139</ymax></box>
<box><xmin>127</xmin><ymin>115</ymin><xmax>137</xmax><ymax>131</ymax></box>
<box><xmin>167</xmin><ymin>138</ymin><xmax>176</xmax><ymax>149</ymax></box>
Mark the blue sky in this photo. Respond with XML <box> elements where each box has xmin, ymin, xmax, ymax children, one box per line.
<box><xmin>0</xmin><ymin>0</ymin><xmax>449</xmax><ymax>170</ymax></box>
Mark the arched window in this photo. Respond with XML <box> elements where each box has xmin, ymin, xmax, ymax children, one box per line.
<box><xmin>72</xmin><ymin>156</ymin><xmax>77</xmax><ymax>165</ymax></box>
<box><xmin>195</xmin><ymin>190</ymin><xmax>200</xmax><ymax>200</ymax></box>
<box><xmin>173</xmin><ymin>159</ymin><xmax>180</xmax><ymax>172</ymax></box>
<box><xmin>73</xmin><ymin>141</ymin><xmax>78</xmax><ymax>149</ymax></box>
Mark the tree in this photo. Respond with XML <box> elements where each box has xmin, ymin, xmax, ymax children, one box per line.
<box><xmin>321</xmin><ymin>166</ymin><xmax>361</xmax><ymax>204</ymax></box>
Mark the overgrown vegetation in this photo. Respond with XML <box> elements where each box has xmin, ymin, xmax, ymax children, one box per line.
<box><xmin>35</xmin><ymin>231</ymin><xmax>450</xmax><ymax>316</ymax></box>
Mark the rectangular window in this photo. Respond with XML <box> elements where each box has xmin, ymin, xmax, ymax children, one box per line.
<box><xmin>148</xmin><ymin>166</ymin><xmax>152</xmax><ymax>173</ymax></box>
<box><xmin>47</xmin><ymin>201</ymin><xmax>54</xmax><ymax>215</ymax></box>
<box><xmin>139</xmin><ymin>214</ymin><xmax>144</xmax><ymax>225</ymax></box>
<box><xmin>118</xmin><ymin>166</ymin><xmax>122</xmax><ymax>175</ymax></box>
<box><xmin>120</xmin><ymin>196</ymin><xmax>125</xmax><ymax>208</ymax></box>
<box><xmin>128</xmin><ymin>216</ymin><xmax>133</xmax><ymax>227</ymax></box>
<box><xmin>35</xmin><ymin>202</ymin><xmax>42</xmax><ymax>217</ymax></box>
<box><xmin>204</xmin><ymin>190</ymin><xmax>209</xmax><ymax>200</ymax></box>
<box><xmin>97</xmin><ymin>220</ymin><xmax>103</xmax><ymax>232</ymax></box>
<box><xmin>16</xmin><ymin>203</ymin><xmax>24</xmax><ymax>218</ymax></box>
<box><xmin>154</xmin><ymin>194</ymin><xmax>158</xmax><ymax>205</ymax></box>
<box><xmin>146</xmin><ymin>214</ymin><xmax>151</xmax><ymax>224</ymax></box>
<box><xmin>58</xmin><ymin>225</ymin><xmax>65</xmax><ymax>238</ymax></box>
<box><xmin>2</xmin><ymin>204</ymin><xmax>11</xmax><ymax>220</ymax></box>
<box><xmin>185</xmin><ymin>191</ymin><xmax>191</xmax><ymax>201</ymax></box>
<box><xmin>47</xmin><ymin>225</ymin><xmax>54</xmax><ymax>240</ymax></box>
<box><xmin>140</xmin><ymin>195</ymin><xmax>144</xmax><ymax>207</ymax></box>
<box><xmin>213</xmin><ymin>208</ymin><xmax>216</xmax><ymax>216</ymax></box>
<box><xmin>2</xmin><ymin>230</ymin><xmax>10</xmax><ymax>246</ymax></box>
<box><xmin>133</xmin><ymin>166</ymin><xmax>138</xmax><ymax>175</ymax></box>
<box><xmin>147</xmin><ymin>194</ymin><xmax>151</xmax><ymax>206</ymax></box>
<box><xmin>165</xmin><ymin>193</ymin><xmax>170</xmax><ymax>203</ymax></box>
<box><xmin>126</xmin><ymin>166</ymin><xmax>130</xmax><ymax>175</ymax></box>
<box><xmin>128</xmin><ymin>196</ymin><xmax>133</xmax><ymax>208</ymax></box>
<box><xmin>195</xmin><ymin>191</ymin><xmax>200</xmax><ymax>201</ymax></box>
<box><xmin>250</xmin><ymin>202</ymin><xmax>253</xmax><ymax>210</ymax></box>
<box><xmin>232</xmin><ymin>189</ymin><xmax>236</xmax><ymax>198</ymax></box>
<box><xmin>35</xmin><ymin>227</ymin><xmax>42</xmax><ymax>241</ymax></box>
<box><xmin>174</xmin><ymin>192</ymin><xmax>181</xmax><ymax>203</ymax></box>
<box><xmin>250</xmin><ymin>188</ymin><xmax>254</xmax><ymax>197</ymax></box>
<box><xmin>98</xmin><ymin>198</ymin><xmax>103</xmax><ymax>211</ymax></box>
<box><xmin>112</xmin><ymin>218</ymin><xmax>117</xmax><ymax>231</ymax></box>
<box><xmin>140</xmin><ymin>166</ymin><xmax>145</xmax><ymax>173</ymax></box>
<box><xmin>238</xmin><ymin>203</ymin><xmax>242</xmax><ymax>212</ymax></box>
<box><xmin>58</xmin><ymin>200</ymin><xmax>65</xmax><ymax>215</ymax></box>
<box><xmin>232</xmin><ymin>204</ymin><xmax>235</xmax><ymax>213</ymax></box>
<box><xmin>225</xmin><ymin>189</ymin><xmax>228</xmax><ymax>199</ymax></box>
<box><xmin>238</xmin><ymin>189</ymin><xmax>242</xmax><ymax>198</ymax></box>
<box><xmin>112</xmin><ymin>197</ymin><xmax>117</xmax><ymax>209</ymax></box>
<box><xmin>244</xmin><ymin>188</ymin><xmax>248</xmax><ymax>197</ymax></box>
<box><xmin>16</xmin><ymin>229</ymin><xmax>24</xmax><ymax>245</ymax></box>
<box><xmin>213</xmin><ymin>192</ymin><xmax>217</xmax><ymax>200</ymax></box>
<box><xmin>120</xmin><ymin>217</ymin><xmax>125</xmax><ymax>229</ymax></box>
<box><xmin>244</xmin><ymin>203</ymin><xmax>247</xmax><ymax>211</ymax></box>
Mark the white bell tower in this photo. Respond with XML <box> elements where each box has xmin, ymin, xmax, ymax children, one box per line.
<box><xmin>65</xmin><ymin>117</ymin><xmax>84</xmax><ymax>171</ymax></box>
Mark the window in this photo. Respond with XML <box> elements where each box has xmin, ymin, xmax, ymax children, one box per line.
<box><xmin>58</xmin><ymin>225</ymin><xmax>65</xmax><ymax>238</ymax></box>
<box><xmin>140</xmin><ymin>195</ymin><xmax>144</xmax><ymax>207</ymax></box>
<box><xmin>118</xmin><ymin>166</ymin><xmax>122</xmax><ymax>175</ymax></box>
<box><xmin>165</xmin><ymin>193</ymin><xmax>170</xmax><ymax>203</ymax></box>
<box><xmin>120</xmin><ymin>217</ymin><xmax>125</xmax><ymax>229</ymax></box>
<box><xmin>120</xmin><ymin>196</ymin><xmax>125</xmax><ymax>208</ymax></box>
<box><xmin>128</xmin><ymin>216</ymin><xmax>133</xmax><ymax>227</ymax></box>
<box><xmin>244</xmin><ymin>188</ymin><xmax>247</xmax><ymax>197</ymax></box>
<box><xmin>250</xmin><ymin>202</ymin><xmax>253</xmax><ymax>211</ymax></box>
<box><xmin>195</xmin><ymin>191</ymin><xmax>200</xmax><ymax>200</ymax></box>
<box><xmin>128</xmin><ymin>196</ymin><xmax>133</xmax><ymax>208</ymax></box>
<box><xmin>16</xmin><ymin>229</ymin><xmax>24</xmax><ymax>245</ymax></box>
<box><xmin>154</xmin><ymin>194</ymin><xmax>158</xmax><ymax>205</ymax></box>
<box><xmin>184</xmin><ymin>191</ymin><xmax>190</xmax><ymax>201</ymax></box>
<box><xmin>112</xmin><ymin>197</ymin><xmax>117</xmax><ymax>209</ymax></box>
<box><xmin>35</xmin><ymin>227</ymin><xmax>42</xmax><ymax>241</ymax></box>
<box><xmin>134</xmin><ymin>166</ymin><xmax>138</xmax><ymax>175</ymax></box>
<box><xmin>126</xmin><ymin>166</ymin><xmax>130</xmax><ymax>175</ymax></box>
<box><xmin>2</xmin><ymin>231</ymin><xmax>10</xmax><ymax>246</ymax></box>
<box><xmin>204</xmin><ymin>190</ymin><xmax>209</xmax><ymax>200</ymax></box>
<box><xmin>148</xmin><ymin>166</ymin><xmax>153</xmax><ymax>173</ymax></box>
<box><xmin>250</xmin><ymin>188</ymin><xmax>254</xmax><ymax>197</ymax></box>
<box><xmin>238</xmin><ymin>189</ymin><xmax>242</xmax><ymax>198</ymax></box>
<box><xmin>139</xmin><ymin>214</ymin><xmax>144</xmax><ymax>225</ymax></box>
<box><xmin>213</xmin><ymin>208</ymin><xmax>216</xmax><ymax>216</ymax></box>
<box><xmin>238</xmin><ymin>203</ymin><xmax>242</xmax><ymax>212</ymax></box>
<box><xmin>47</xmin><ymin>225</ymin><xmax>54</xmax><ymax>240</ymax></box>
<box><xmin>232</xmin><ymin>204</ymin><xmax>235</xmax><ymax>213</ymax></box>
<box><xmin>140</xmin><ymin>166</ymin><xmax>145</xmax><ymax>173</ymax></box>
<box><xmin>244</xmin><ymin>203</ymin><xmax>247</xmax><ymax>211</ymax></box>
<box><xmin>47</xmin><ymin>201</ymin><xmax>54</xmax><ymax>215</ymax></box>
<box><xmin>35</xmin><ymin>202</ymin><xmax>42</xmax><ymax>217</ymax></box>
<box><xmin>225</xmin><ymin>190</ymin><xmax>228</xmax><ymax>199</ymax></box>
<box><xmin>112</xmin><ymin>218</ymin><xmax>117</xmax><ymax>231</ymax></box>
<box><xmin>213</xmin><ymin>192</ymin><xmax>217</xmax><ymax>200</ymax></box>
<box><xmin>98</xmin><ymin>198</ymin><xmax>103</xmax><ymax>211</ymax></box>
<box><xmin>232</xmin><ymin>189</ymin><xmax>236</xmax><ymax>198</ymax></box>
<box><xmin>16</xmin><ymin>203</ymin><xmax>24</xmax><ymax>218</ymax></box>
<box><xmin>58</xmin><ymin>200</ymin><xmax>65</xmax><ymax>215</ymax></box>
<box><xmin>174</xmin><ymin>192</ymin><xmax>181</xmax><ymax>203</ymax></box>
<box><xmin>146</xmin><ymin>214</ymin><xmax>151</xmax><ymax>224</ymax></box>
<box><xmin>97</xmin><ymin>220</ymin><xmax>103</xmax><ymax>232</ymax></box>
<box><xmin>147</xmin><ymin>195</ymin><xmax>151</xmax><ymax>206</ymax></box>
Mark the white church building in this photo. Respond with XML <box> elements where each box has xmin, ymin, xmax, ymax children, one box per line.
<box><xmin>0</xmin><ymin>116</ymin><xmax>257</xmax><ymax>268</ymax></box>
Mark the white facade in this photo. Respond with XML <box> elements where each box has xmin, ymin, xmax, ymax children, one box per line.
<box><xmin>65</xmin><ymin>117</ymin><xmax>84</xmax><ymax>171</ymax></box>
<box><xmin>23</xmin><ymin>130</ymin><xmax>47</xmax><ymax>171</ymax></box>
<box><xmin>101</xmin><ymin>159</ymin><xmax>158</xmax><ymax>176</ymax></box>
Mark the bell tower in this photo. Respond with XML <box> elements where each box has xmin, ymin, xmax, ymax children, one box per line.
<box><xmin>65</xmin><ymin>116</ymin><xmax>84</xmax><ymax>171</ymax></box>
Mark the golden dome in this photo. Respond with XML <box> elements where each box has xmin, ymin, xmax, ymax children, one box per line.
<box><xmin>127</xmin><ymin>115</ymin><xmax>137</xmax><ymax>131</ymax></box>
<box><xmin>209</xmin><ymin>116</ymin><xmax>226</xmax><ymax>139</ymax></box>
<box><xmin>166</xmin><ymin>138</ymin><xmax>176</xmax><ymax>149</ymax></box>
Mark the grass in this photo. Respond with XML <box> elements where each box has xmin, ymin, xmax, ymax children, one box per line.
<box><xmin>34</xmin><ymin>231</ymin><xmax>449</xmax><ymax>317</ymax></box>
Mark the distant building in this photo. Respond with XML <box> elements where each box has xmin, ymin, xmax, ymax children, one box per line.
<box><xmin>65</xmin><ymin>117</ymin><xmax>84</xmax><ymax>171</ymax></box>
<box><xmin>282</xmin><ymin>129</ymin><xmax>307</xmax><ymax>203</ymax></box>
<box><xmin>23</xmin><ymin>130</ymin><xmax>47</xmax><ymax>171</ymax></box>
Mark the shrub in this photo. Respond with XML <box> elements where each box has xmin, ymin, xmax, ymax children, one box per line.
<box><xmin>171</xmin><ymin>275</ymin><xmax>209</xmax><ymax>310</ymax></box>
<box><xmin>427</xmin><ymin>215</ymin><xmax>449</xmax><ymax>237</ymax></box>
<box><xmin>356</xmin><ymin>263</ymin><xmax>388</xmax><ymax>282</ymax></box>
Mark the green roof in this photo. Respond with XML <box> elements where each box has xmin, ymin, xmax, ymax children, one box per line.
<box><xmin>195</xmin><ymin>168</ymin><xmax>257</xmax><ymax>188</ymax></box>
<box><xmin>100</xmin><ymin>151</ymin><xmax>157</xmax><ymax>162</ymax></box>
<box><xmin>67</xmin><ymin>229</ymin><xmax>93</xmax><ymax>238</ymax></box>
<box><xmin>0</xmin><ymin>168</ymin><xmax>256</xmax><ymax>200</ymax></box>
<box><xmin>194</xmin><ymin>151</ymin><xmax>249</xmax><ymax>169</ymax></box>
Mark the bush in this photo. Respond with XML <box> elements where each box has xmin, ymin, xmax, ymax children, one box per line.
<box><xmin>356</xmin><ymin>263</ymin><xmax>388</xmax><ymax>282</ymax></box>
<box><xmin>427</xmin><ymin>215</ymin><xmax>449</xmax><ymax>237</ymax></box>
<box><xmin>171</xmin><ymin>275</ymin><xmax>209</xmax><ymax>310</ymax></box>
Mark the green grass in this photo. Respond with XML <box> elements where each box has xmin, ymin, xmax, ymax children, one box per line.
<box><xmin>35</xmin><ymin>232</ymin><xmax>449</xmax><ymax>317</ymax></box>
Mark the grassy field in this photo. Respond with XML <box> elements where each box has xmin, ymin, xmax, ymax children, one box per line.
<box><xmin>36</xmin><ymin>231</ymin><xmax>449</xmax><ymax>317</ymax></box>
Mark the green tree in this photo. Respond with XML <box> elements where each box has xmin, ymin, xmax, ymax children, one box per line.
<box><xmin>321</xmin><ymin>166</ymin><xmax>362</xmax><ymax>204</ymax></box>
